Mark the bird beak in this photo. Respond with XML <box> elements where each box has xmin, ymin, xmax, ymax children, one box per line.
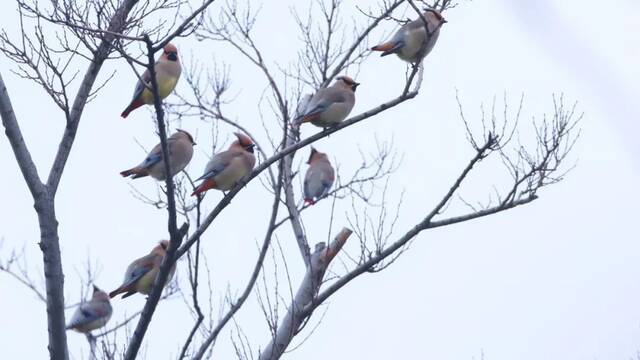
<box><xmin>352</xmin><ymin>82</ymin><xmax>360</xmax><ymax>91</ymax></box>
<box><xmin>167</xmin><ymin>51</ymin><xmax>178</xmax><ymax>61</ymax></box>
<box><xmin>442</xmin><ymin>18</ymin><xmax>448</xmax><ymax>24</ymax></box>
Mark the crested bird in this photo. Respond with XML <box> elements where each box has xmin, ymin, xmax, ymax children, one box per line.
<box><xmin>303</xmin><ymin>147</ymin><xmax>335</xmax><ymax>205</ymax></box>
<box><xmin>371</xmin><ymin>8</ymin><xmax>446</xmax><ymax>63</ymax></box>
<box><xmin>191</xmin><ymin>132</ymin><xmax>256</xmax><ymax>196</ymax></box>
<box><xmin>109</xmin><ymin>240</ymin><xmax>175</xmax><ymax>299</ymax></box>
<box><xmin>121</xmin><ymin>43</ymin><xmax>182</xmax><ymax>118</ymax></box>
<box><xmin>295</xmin><ymin>76</ymin><xmax>359</xmax><ymax>128</ymax></box>
<box><xmin>66</xmin><ymin>285</ymin><xmax>112</xmax><ymax>333</ymax></box>
<box><xmin>120</xmin><ymin>129</ymin><xmax>195</xmax><ymax>180</ymax></box>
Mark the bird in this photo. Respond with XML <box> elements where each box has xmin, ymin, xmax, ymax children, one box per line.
<box><xmin>191</xmin><ymin>132</ymin><xmax>256</xmax><ymax>196</ymax></box>
<box><xmin>371</xmin><ymin>8</ymin><xmax>447</xmax><ymax>63</ymax></box>
<box><xmin>109</xmin><ymin>240</ymin><xmax>175</xmax><ymax>299</ymax></box>
<box><xmin>295</xmin><ymin>76</ymin><xmax>359</xmax><ymax>128</ymax></box>
<box><xmin>303</xmin><ymin>147</ymin><xmax>335</xmax><ymax>205</ymax></box>
<box><xmin>65</xmin><ymin>285</ymin><xmax>113</xmax><ymax>333</ymax></box>
<box><xmin>120</xmin><ymin>43</ymin><xmax>182</xmax><ymax>118</ymax></box>
<box><xmin>120</xmin><ymin>129</ymin><xmax>196</xmax><ymax>181</ymax></box>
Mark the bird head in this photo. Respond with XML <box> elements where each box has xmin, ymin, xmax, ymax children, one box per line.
<box><xmin>176</xmin><ymin>129</ymin><xmax>196</xmax><ymax>145</ymax></box>
<box><xmin>336</xmin><ymin>75</ymin><xmax>360</xmax><ymax>92</ymax></box>
<box><xmin>92</xmin><ymin>285</ymin><xmax>110</xmax><ymax>302</ymax></box>
<box><xmin>307</xmin><ymin>147</ymin><xmax>328</xmax><ymax>164</ymax></box>
<box><xmin>151</xmin><ymin>240</ymin><xmax>170</xmax><ymax>256</ymax></box>
<box><xmin>423</xmin><ymin>8</ymin><xmax>447</xmax><ymax>25</ymax></box>
<box><xmin>233</xmin><ymin>132</ymin><xmax>255</xmax><ymax>153</ymax></box>
<box><xmin>159</xmin><ymin>240</ymin><xmax>170</xmax><ymax>250</ymax></box>
<box><xmin>162</xmin><ymin>43</ymin><xmax>179</xmax><ymax>62</ymax></box>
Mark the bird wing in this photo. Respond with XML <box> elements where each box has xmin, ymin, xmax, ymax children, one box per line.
<box><xmin>120</xmin><ymin>254</ymin><xmax>157</xmax><ymax>289</ymax></box>
<box><xmin>67</xmin><ymin>301</ymin><xmax>108</xmax><ymax>328</ymax></box>
<box><xmin>137</xmin><ymin>137</ymin><xmax>184</xmax><ymax>169</ymax></box>
<box><xmin>137</xmin><ymin>143</ymin><xmax>163</xmax><ymax>169</ymax></box>
<box><xmin>195</xmin><ymin>150</ymin><xmax>237</xmax><ymax>181</ymax></box>
<box><xmin>301</xmin><ymin>88</ymin><xmax>347</xmax><ymax>118</ymax></box>
<box><xmin>303</xmin><ymin>167</ymin><xmax>316</xmax><ymax>198</ymax></box>
<box><xmin>319</xmin><ymin>162</ymin><xmax>335</xmax><ymax>191</ymax></box>
<box><xmin>129</xmin><ymin>67</ymin><xmax>153</xmax><ymax>102</ymax></box>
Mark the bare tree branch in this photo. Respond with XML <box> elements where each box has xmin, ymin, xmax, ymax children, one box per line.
<box><xmin>259</xmin><ymin>228</ymin><xmax>352</xmax><ymax>360</ymax></box>
<box><xmin>191</xmin><ymin>152</ymin><xmax>286</xmax><ymax>360</ymax></box>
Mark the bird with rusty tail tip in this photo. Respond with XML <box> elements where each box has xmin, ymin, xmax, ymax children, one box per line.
<box><xmin>295</xmin><ymin>76</ymin><xmax>359</xmax><ymax>128</ymax></box>
<box><xmin>371</xmin><ymin>8</ymin><xmax>446</xmax><ymax>63</ymax></box>
<box><xmin>109</xmin><ymin>240</ymin><xmax>175</xmax><ymax>299</ymax></box>
<box><xmin>191</xmin><ymin>132</ymin><xmax>257</xmax><ymax>196</ymax></box>
<box><xmin>120</xmin><ymin>129</ymin><xmax>196</xmax><ymax>181</ymax></box>
<box><xmin>121</xmin><ymin>43</ymin><xmax>182</xmax><ymax>118</ymax></box>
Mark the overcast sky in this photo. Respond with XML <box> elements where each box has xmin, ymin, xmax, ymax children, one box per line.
<box><xmin>1</xmin><ymin>0</ymin><xmax>639</xmax><ymax>359</ymax></box>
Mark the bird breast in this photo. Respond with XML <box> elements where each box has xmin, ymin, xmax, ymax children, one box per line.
<box><xmin>214</xmin><ymin>156</ymin><xmax>254</xmax><ymax>190</ymax></box>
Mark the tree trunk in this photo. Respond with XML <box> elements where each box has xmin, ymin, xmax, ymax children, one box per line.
<box><xmin>35</xmin><ymin>195</ymin><xmax>69</xmax><ymax>360</ymax></box>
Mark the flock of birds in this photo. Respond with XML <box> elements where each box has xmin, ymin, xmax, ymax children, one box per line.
<box><xmin>64</xmin><ymin>8</ymin><xmax>447</xmax><ymax>337</ymax></box>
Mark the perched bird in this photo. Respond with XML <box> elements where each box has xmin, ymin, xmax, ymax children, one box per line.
<box><xmin>371</xmin><ymin>8</ymin><xmax>447</xmax><ymax>63</ymax></box>
<box><xmin>191</xmin><ymin>132</ymin><xmax>256</xmax><ymax>196</ymax></box>
<box><xmin>303</xmin><ymin>147</ymin><xmax>335</xmax><ymax>205</ymax></box>
<box><xmin>120</xmin><ymin>129</ymin><xmax>196</xmax><ymax>181</ymax></box>
<box><xmin>295</xmin><ymin>76</ymin><xmax>359</xmax><ymax>128</ymax></box>
<box><xmin>120</xmin><ymin>43</ymin><xmax>182</xmax><ymax>118</ymax></box>
<box><xmin>109</xmin><ymin>240</ymin><xmax>175</xmax><ymax>299</ymax></box>
<box><xmin>66</xmin><ymin>285</ymin><xmax>112</xmax><ymax>333</ymax></box>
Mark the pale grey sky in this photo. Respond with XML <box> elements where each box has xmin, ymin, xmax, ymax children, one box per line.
<box><xmin>0</xmin><ymin>0</ymin><xmax>639</xmax><ymax>359</ymax></box>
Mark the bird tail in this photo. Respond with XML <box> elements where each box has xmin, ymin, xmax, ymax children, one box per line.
<box><xmin>191</xmin><ymin>178</ymin><xmax>216</xmax><ymax>196</ymax></box>
<box><xmin>109</xmin><ymin>285</ymin><xmax>133</xmax><ymax>299</ymax></box>
<box><xmin>120</xmin><ymin>167</ymin><xmax>148</xmax><ymax>179</ymax></box>
<box><xmin>371</xmin><ymin>42</ymin><xmax>402</xmax><ymax>57</ymax></box>
<box><xmin>296</xmin><ymin>112</ymin><xmax>321</xmax><ymax>125</ymax></box>
<box><xmin>121</xmin><ymin>98</ymin><xmax>144</xmax><ymax>118</ymax></box>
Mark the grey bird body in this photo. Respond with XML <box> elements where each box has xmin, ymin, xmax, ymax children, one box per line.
<box><xmin>192</xmin><ymin>133</ymin><xmax>256</xmax><ymax>195</ymax></box>
<box><xmin>304</xmin><ymin>148</ymin><xmax>335</xmax><ymax>204</ymax></box>
<box><xmin>110</xmin><ymin>240</ymin><xmax>176</xmax><ymax>298</ymax></box>
<box><xmin>296</xmin><ymin>76</ymin><xmax>359</xmax><ymax>128</ymax></box>
<box><xmin>372</xmin><ymin>9</ymin><xmax>446</xmax><ymax>63</ymax></box>
<box><xmin>202</xmin><ymin>150</ymin><xmax>256</xmax><ymax>191</ymax></box>
<box><xmin>66</xmin><ymin>286</ymin><xmax>112</xmax><ymax>333</ymax></box>
<box><xmin>121</xmin><ymin>43</ymin><xmax>182</xmax><ymax>118</ymax></box>
<box><xmin>120</xmin><ymin>130</ymin><xmax>195</xmax><ymax>181</ymax></box>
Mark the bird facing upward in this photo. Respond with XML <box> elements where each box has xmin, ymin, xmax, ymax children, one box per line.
<box><xmin>65</xmin><ymin>285</ymin><xmax>113</xmax><ymax>333</ymax></box>
<box><xmin>121</xmin><ymin>43</ymin><xmax>182</xmax><ymax>118</ymax></box>
<box><xmin>304</xmin><ymin>147</ymin><xmax>335</xmax><ymax>205</ymax></box>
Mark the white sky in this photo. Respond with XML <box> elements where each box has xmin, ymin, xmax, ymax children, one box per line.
<box><xmin>1</xmin><ymin>0</ymin><xmax>639</xmax><ymax>359</ymax></box>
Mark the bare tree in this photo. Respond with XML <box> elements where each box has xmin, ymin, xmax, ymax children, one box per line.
<box><xmin>0</xmin><ymin>0</ymin><xmax>580</xmax><ymax>359</ymax></box>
